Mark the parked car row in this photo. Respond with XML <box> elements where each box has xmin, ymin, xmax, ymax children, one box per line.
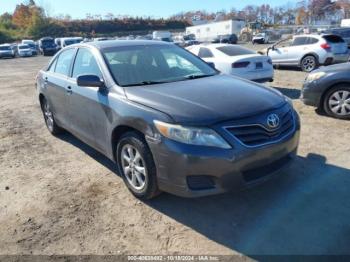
<box><xmin>0</xmin><ymin>42</ymin><xmax>37</xmax><ymax>58</ymax></box>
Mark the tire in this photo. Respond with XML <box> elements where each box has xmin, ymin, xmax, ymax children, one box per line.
<box><xmin>116</xmin><ymin>132</ymin><xmax>160</xmax><ymax>200</ymax></box>
<box><xmin>301</xmin><ymin>55</ymin><xmax>318</xmax><ymax>72</ymax></box>
<box><xmin>323</xmin><ymin>84</ymin><xmax>350</xmax><ymax>120</ymax></box>
<box><xmin>41</xmin><ymin>97</ymin><xmax>64</xmax><ymax>135</ymax></box>
<box><xmin>240</xmin><ymin>32</ymin><xmax>251</xmax><ymax>43</ymax></box>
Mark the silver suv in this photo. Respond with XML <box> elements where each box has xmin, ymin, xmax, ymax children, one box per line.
<box><xmin>266</xmin><ymin>34</ymin><xmax>349</xmax><ymax>72</ymax></box>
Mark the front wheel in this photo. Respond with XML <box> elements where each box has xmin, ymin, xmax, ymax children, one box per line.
<box><xmin>301</xmin><ymin>55</ymin><xmax>318</xmax><ymax>72</ymax></box>
<box><xmin>116</xmin><ymin>132</ymin><xmax>160</xmax><ymax>200</ymax></box>
<box><xmin>323</xmin><ymin>85</ymin><xmax>350</xmax><ymax>120</ymax></box>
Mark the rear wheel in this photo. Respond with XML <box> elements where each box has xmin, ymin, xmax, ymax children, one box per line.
<box><xmin>116</xmin><ymin>132</ymin><xmax>160</xmax><ymax>200</ymax></box>
<box><xmin>301</xmin><ymin>55</ymin><xmax>318</xmax><ymax>72</ymax></box>
<box><xmin>41</xmin><ymin>98</ymin><xmax>64</xmax><ymax>135</ymax></box>
<box><xmin>323</xmin><ymin>85</ymin><xmax>350</xmax><ymax>120</ymax></box>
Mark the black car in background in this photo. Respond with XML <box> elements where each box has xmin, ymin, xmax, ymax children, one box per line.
<box><xmin>302</xmin><ymin>62</ymin><xmax>350</xmax><ymax>119</ymax></box>
<box><xmin>39</xmin><ymin>37</ymin><xmax>58</xmax><ymax>56</ymax></box>
<box><xmin>212</xmin><ymin>34</ymin><xmax>238</xmax><ymax>45</ymax></box>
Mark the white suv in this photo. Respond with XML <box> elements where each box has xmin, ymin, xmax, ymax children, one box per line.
<box><xmin>266</xmin><ymin>34</ymin><xmax>349</xmax><ymax>72</ymax></box>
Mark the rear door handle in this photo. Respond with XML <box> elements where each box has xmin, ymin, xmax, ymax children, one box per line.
<box><xmin>66</xmin><ymin>86</ymin><xmax>72</xmax><ymax>95</ymax></box>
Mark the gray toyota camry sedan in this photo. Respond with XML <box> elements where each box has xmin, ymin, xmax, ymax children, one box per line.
<box><xmin>36</xmin><ymin>40</ymin><xmax>300</xmax><ymax>199</ymax></box>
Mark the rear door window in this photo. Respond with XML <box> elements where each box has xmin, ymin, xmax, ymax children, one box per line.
<box><xmin>55</xmin><ymin>48</ymin><xmax>76</xmax><ymax>76</ymax></box>
<box><xmin>72</xmin><ymin>48</ymin><xmax>103</xmax><ymax>79</ymax></box>
<box><xmin>292</xmin><ymin>37</ymin><xmax>308</xmax><ymax>46</ymax></box>
<box><xmin>48</xmin><ymin>57</ymin><xmax>58</xmax><ymax>72</ymax></box>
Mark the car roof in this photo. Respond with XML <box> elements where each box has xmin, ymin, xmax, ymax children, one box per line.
<box><xmin>0</xmin><ymin>44</ymin><xmax>11</xmax><ymax>47</ymax></box>
<box><xmin>79</xmin><ymin>40</ymin><xmax>173</xmax><ymax>50</ymax></box>
<box><xmin>295</xmin><ymin>34</ymin><xmax>322</xmax><ymax>38</ymax></box>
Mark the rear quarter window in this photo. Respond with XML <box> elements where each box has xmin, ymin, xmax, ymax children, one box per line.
<box><xmin>307</xmin><ymin>37</ymin><xmax>319</xmax><ymax>44</ymax></box>
<box><xmin>198</xmin><ymin>47</ymin><xmax>214</xmax><ymax>58</ymax></box>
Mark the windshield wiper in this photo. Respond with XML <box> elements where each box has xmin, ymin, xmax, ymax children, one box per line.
<box><xmin>182</xmin><ymin>74</ymin><xmax>216</xmax><ymax>80</ymax></box>
<box><xmin>122</xmin><ymin>80</ymin><xmax>169</xmax><ymax>87</ymax></box>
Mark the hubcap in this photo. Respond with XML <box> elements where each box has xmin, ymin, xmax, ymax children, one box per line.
<box><xmin>121</xmin><ymin>145</ymin><xmax>147</xmax><ymax>190</ymax></box>
<box><xmin>43</xmin><ymin>102</ymin><xmax>54</xmax><ymax>130</ymax></box>
<box><xmin>329</xmin><ymin>90</ymin><xmax>350</xmax><ymax>116</ymax></box>
<box><xmin>302</xmin><ymin>57</ymin><xmax>315</xmax><ymax>72</ymax></box>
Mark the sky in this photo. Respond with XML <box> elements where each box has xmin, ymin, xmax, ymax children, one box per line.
<box><xmin>1</xmin><ymin>0</ymin><xmax>294</xmax><ymax>19</ymax></box>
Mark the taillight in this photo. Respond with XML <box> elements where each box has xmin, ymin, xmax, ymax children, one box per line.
<box><xmin>321</xmin><ymin>43</ymin><xmax>331</xmax><ymax>51</ymax></box>
<box><xmin>232</xmin><ymin>61</ymin><xmax>250</xmax><ymax>68</ymax></box>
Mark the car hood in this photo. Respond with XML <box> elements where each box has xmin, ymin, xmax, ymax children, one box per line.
<box><xmin>124</xmin><ymin>74</ymin><xmax>285</xmax><ymax>125</ymax></box>
<box><xmin>316</xmin><ymin>62</ymin><xmax>350</xmax><ymax>73</ymax></box>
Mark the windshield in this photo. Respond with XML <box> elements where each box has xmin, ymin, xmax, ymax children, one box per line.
<box><xmin>64</xmin><ymin>39</ymin><xmax>81</xmax><ymax>46</ymax></box>
<box><xmin>102</xmin><ymin>44</ymin><xmax>217</xmax><ymax>87</ymax></box>
<box><xmin>41</xmin><ymin>39</ymin><xmax>55</xmax><ymax>46</ymax></box>
<box><xmin>19</xmin><ymin>45</ymin><xmax>29</xmax><ymax>50</ymax></box>
<box><xmin>217</xmin><ymin>45</ymin><xmax>256</xmax><ymax>56</ymax></box>
<box><xmin>0</xmin><ymin>46</ymin><xmax>11</xmax><ymax>51</ymax></box>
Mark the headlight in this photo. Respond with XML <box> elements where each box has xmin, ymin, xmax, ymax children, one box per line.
<box><xmin>154</xmin><ymin>120</ymin><xmax>231</xmax><ymax>149</ymax></box>
<box><xmin>306</xmin><ymin>72</ymin><xmax>326</xmax><ymax>82</ymax></box>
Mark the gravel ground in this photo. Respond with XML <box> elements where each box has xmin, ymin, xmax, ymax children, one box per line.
<box><xmin>1</xmin><ymin>51</ymin><xmax>350</xmax><ymax>257</ymax></box>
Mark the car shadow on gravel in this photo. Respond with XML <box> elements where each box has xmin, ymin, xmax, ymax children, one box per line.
<box><xmin>271</xmin><ymin>86</ymin><xmax>301</xmax><ymax>100</ymax></box>
<box><xmin>147</xmin><ymin>153</ymin><xmax>350</xmax><ymax>256</ymax></box>
<box><xmin>274</xmin><ymin>65</ymin><xmax>303</xmax><ymax>72</ymax></box>
<box><xmin>57</xmin><ymin>132</ymin><xmax>120</xmax><ymax>175</ymax></box>
<box><xmin>55</xmin><ymin>132</ymin><xmax>350</xmax><ymax>255</ymax></box>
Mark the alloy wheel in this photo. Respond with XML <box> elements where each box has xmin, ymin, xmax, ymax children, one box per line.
<box><xmin>302</xmin><ymin>56</ymin><xmax>316</xmax><ymax>72</ymax></box>
<box><xmin>43</xmin><ymin>101</ymin><xmax>54</xmax><ymax>131</ymax></box>
<box><xmin>328</xmin><ymin>90</ymin><xmax>350</xmax><ymax>116</ymax></box>
<box><xmin>121</xmin><ymin>144</ymin><xmax>147</xmax><ymax>191</ymax></box>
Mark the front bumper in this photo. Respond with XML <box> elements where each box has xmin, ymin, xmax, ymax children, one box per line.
<box><xmin>19</xmin><ymin>52</ymin><xmax>32</xmax><ymax>57</ymax></box>
<box><xmin>253</xmin><ymin>38</ymin><xmax>266</xmax><ymax>44</ymax></box>
<box><xmin>147</xmin><ymin>113</ymin><xmax>300</xmax><ymax>198</ymax></box>
<box><xmin>0</xmin><ymin>52</ymin><xmax>14</xmax><ymax>58</ymax></box>
<box><xmin>42</xmin><ymin>49</ymin><xmax>57</xmax><ymax>55</ymax></box>
<box><xmin>301</xmin><ymin>80</ymin><xmax>323</xmax><ymax>107</ymax></box>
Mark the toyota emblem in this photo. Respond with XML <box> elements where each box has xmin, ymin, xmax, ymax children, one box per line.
<box><xmin>267</xmin><ymin>114</ymin><xmax>280</xmax><ymax>129</ymax></box>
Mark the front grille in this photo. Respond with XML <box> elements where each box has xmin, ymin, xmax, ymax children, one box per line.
<box><xmin>225</xmin><ymin>109</ymin><xmax>294</xmax><ymax>147</ymax></box>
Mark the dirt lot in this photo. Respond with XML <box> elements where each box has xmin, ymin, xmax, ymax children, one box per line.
<box><xmin>1</xmin><ymin>50</ymin><xmax>350</xmax><ymax>258</ymax></box>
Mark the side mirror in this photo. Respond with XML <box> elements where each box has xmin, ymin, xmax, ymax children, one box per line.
<box><xmin>77</xmin><ymin>74</ymin><xmax>105</xmax><ymax>89</ymax></box>
<box><xmin>207</xmin><ymin>62</ymin><xmax>216</xmax><ymax>69</ymax></box>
